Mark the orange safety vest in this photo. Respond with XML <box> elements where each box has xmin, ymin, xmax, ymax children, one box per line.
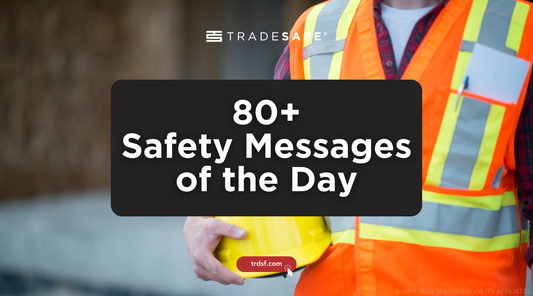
<box><xmin>289</xmin><ymin>0</ymin><xmax>533</xmax><ymax>295</ymax></box>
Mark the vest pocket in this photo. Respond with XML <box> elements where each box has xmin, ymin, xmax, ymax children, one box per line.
<box><xmin>425</xmin><ymin>87</ymin><xmax>518</xmax><ymax>192</ymax></box>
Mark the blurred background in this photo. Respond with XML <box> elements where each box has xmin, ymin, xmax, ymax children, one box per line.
<box><xmin>0</xmin><ymin>0</ymin><xmax>321</xmax><ymax>295</ymax></box>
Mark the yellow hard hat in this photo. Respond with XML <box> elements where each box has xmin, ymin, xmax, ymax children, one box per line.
<box><xmin>214</xmin><ymin>216</ymin><xmax>331</xmax><ymax>278</ymax></box>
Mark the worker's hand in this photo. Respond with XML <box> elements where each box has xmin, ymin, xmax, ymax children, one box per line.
<box><xmin>184</xmin><ymin>217</ymin><xmax>247</xmax><ymax>285</ymax></box>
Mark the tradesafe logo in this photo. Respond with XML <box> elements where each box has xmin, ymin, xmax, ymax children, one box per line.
<box><xmin>206</xmin><ymin>30</ymin><xmax>223</xmax><ymax>42</ymax></box>
<box><xmin>206</xmin><ymin>30</ymin><xmax>325</xmax><ymax>43</ymax></box>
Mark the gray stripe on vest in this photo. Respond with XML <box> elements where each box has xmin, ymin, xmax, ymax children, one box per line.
<box><xmin>325</xmin><ymin>216</ymin><xmax>355</xmax><ymax>232</ymax></box>
<box><xmin>360</xmin><ymin>202</ymin><xmax>519</xmax><ymax>238</ymax></box>
<box><xmin>309</xmin><ymin>0</ymin><xmax>350</xmax><ymax>79</ymax></box>
<box><xmin>477</xmin><ymin>0</ymin><xmax>517</xmax><ymax>56</ymax></box>
<box><xmin>495</xmin><ymin>204</ymin><xmax>520</xmax><ymax>236</ymax></box>
<box><xmin>492</xmin><ymin>165</ymin><xmax>505</xmax><ymax>189</ymax></box>
<box><xmin>440</xmin><ymin>97</ymin><xmax>491</xmax><ymax>189</ymax></box>
<box><xmin>460</xmin><ymin>40</ymin><xmax>476</xmax><ymax>53</ymax></box>
<box><xmin>320</xmin><ymin>0</ymin><xmax>351</xmax><ymax>19</ymax></box>
<box><xmin>303</xmin><ymin>39</ymin><xmax>346</xmax><ymax>60</ymax></box>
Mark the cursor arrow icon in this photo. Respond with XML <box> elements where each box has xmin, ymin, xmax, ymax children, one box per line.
<box><xmin>287</xmin><ymin>268</ymin><xmax>293</xmax><ymax>277</ymax></box>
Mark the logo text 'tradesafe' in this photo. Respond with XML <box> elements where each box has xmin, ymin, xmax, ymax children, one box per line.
<box><xmin>206</xmin><ymin>30</ymin><xmax>325</xmax><ymax>43</ymax></box>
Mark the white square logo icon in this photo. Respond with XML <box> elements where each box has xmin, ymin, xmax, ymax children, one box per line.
<box><xmin>206</xmin><ymin>30</ymin><xmax>223</xmax><ymax>42</ymax></box>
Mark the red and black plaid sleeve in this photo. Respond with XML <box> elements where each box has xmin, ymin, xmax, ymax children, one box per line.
<box><xmin>517</xmin><ymin>74</ymin><xmax>533</xmax><ymax>267</ymax></box>
<box><xmin>274</xmin><ymin>45</ymin><xmax>291</xmax><ymax>80</ymax></box>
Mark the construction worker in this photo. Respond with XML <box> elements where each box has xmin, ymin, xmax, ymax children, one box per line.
<box><xmin>184</xmin><ymin>0</ymin><xmax>533</xmax><ymax>294</ymax></box>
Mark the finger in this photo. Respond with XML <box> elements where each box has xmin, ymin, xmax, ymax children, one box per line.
<box><xmin>199</xmin><ymin>249</ymin><xmax>244</xmax><ymax>285</ymax></box>
<box><xmin>193</xmin><ymin>266</ymin><xmax>210</xmax><ymax>281</ymax></box>
<box><xmin>206</xmin><ymin>218</ymin><xmax>247</xmax><ymax>240</ymax></box>
<box><xmin>197</xmin><ymin>275</ymin><xmax>210</xmax><ymax>281</ymax></box>
<box><xmin>193</xmin><ymin>264</ymin><xmax>233</xmax><ymax>285</ymax></box>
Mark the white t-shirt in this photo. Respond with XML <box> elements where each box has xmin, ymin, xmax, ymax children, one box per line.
<box><xmin>380</xmin><ymin>3</ymin><xmax>436</xmax><ymax>68</ymax></box>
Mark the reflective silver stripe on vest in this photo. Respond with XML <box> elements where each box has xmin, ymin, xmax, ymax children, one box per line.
<box><xmin>478</xmin><ymin>0</ymin><xmax>517</xmax><ymax>55</ymax></box>
<box><xmin>440</xmin><ymin>97</ymin><xmax>491</xmax><ymax>189</ymax></box>
<box><xmin>461</xmin><ymin>0</ymin><xmax>518</xmax><ymax>56</ymax></box>
<box><xmin>305</xmin><ymin>0</ymin><xmax>350</xmax><ymax>79</ymax></box>
<box><xmin>325</xmin><ymin>216</ymin><xmax>355</xmax><ymax>232</ymax></box>
<box><xmin>441</xmin><ymin>0</ymin><xmax>522</xmax><ymax>189</ymax></box>
<box><xmin>460</xmin><ymin>40</ymin><xmax>477</xmax><ymax>53</ymax></box>
<box><xmin>491</xmin><ymin>165</ymin><xmax>505</xmax><ymax>189</ymax></box>
<box><xmin>303</xmin><ymin>39</ymin><xmax>346</xmax><ymax>60</ymax></box>
<box><xmin>360</xmin><ymin>202</ymin><xmax>519</xmax><ymax>238</ymax></box>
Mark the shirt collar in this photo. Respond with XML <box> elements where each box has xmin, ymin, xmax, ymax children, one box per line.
<box><xmin>374</xmin><ymin>0</ymin><xmax>447</xmax><ymax>16</ymax></box>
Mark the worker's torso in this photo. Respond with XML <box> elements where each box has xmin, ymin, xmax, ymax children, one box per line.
<box><xmin>289</xmin><ymin>0</ymin><xmax>533</xmax><ymax>295</ymax></box>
